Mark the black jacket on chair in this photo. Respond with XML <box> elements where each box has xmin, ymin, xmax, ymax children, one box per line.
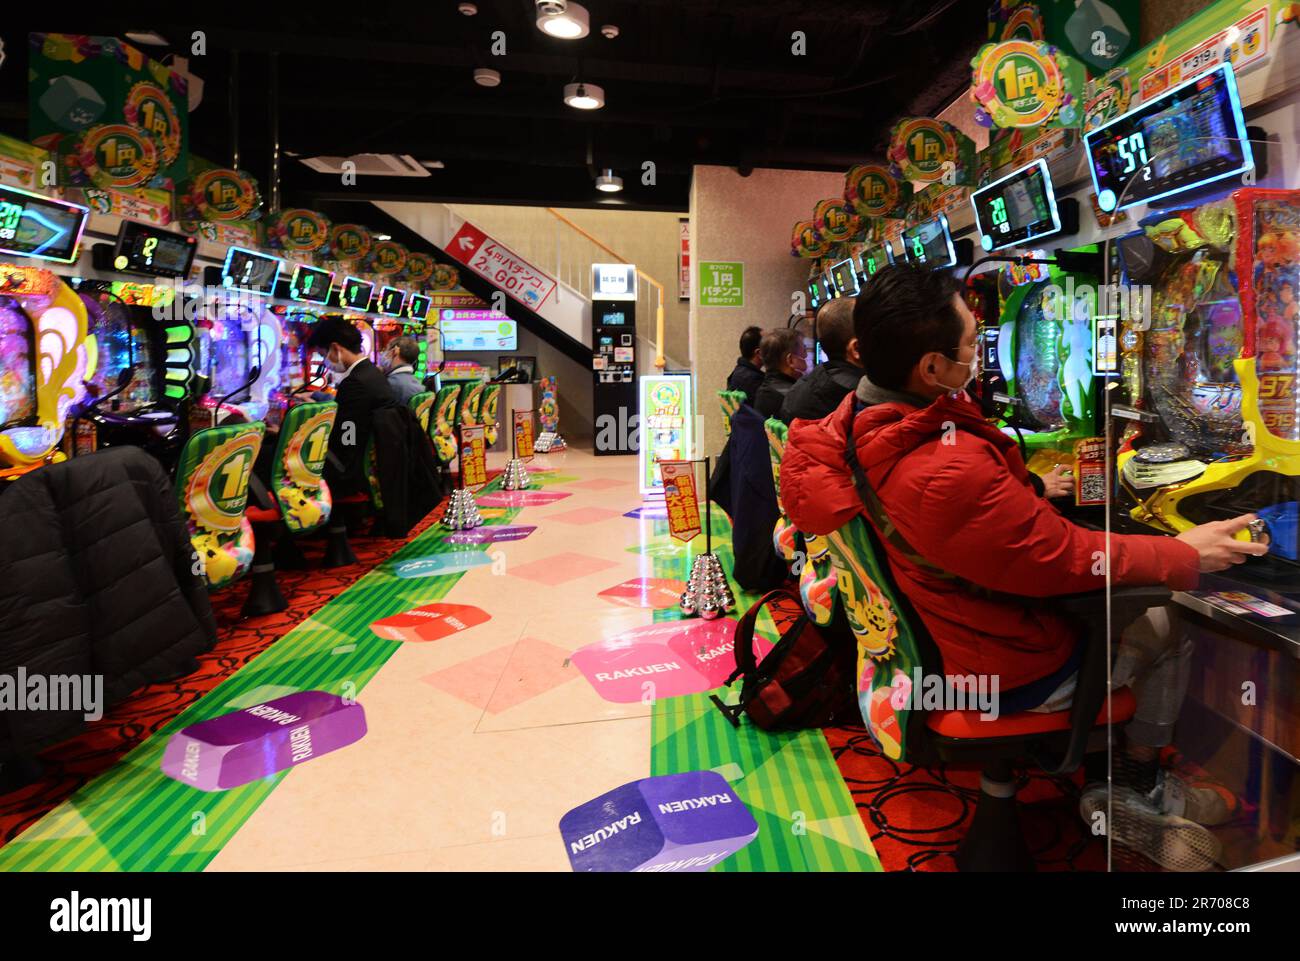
<box><xmin>326</xmin><ymin>358</ymin><xmax>395</xmax><ymax>496</ymax></box>
<box><xmin>778</xmin><ymin>360</ymin><xmax>864</xmax><ymax>424</ymax></box>
<box><xmin>725</xmin><ymin>405</ymin><xmax>789</xmax><ymax>591</ymax></box>
<box><xmin>726</xmin><ymin>358</ymin><xmax>764</xmax><ymax>407</ymax></box>
<box><xmin>0</xmin><ymin>447</ymin><xmax>216</xmax><ymax>760</ymax></box>
<box><xmin>371</xmin><ymin>405</ymin><xmax>448</xmax><ymax>537</ymax></box>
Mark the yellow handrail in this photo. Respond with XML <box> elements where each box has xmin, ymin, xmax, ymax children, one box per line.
<box><xmin>545</xmin><ymin>207</ymin><xmax>667</xmax><ymax>369</ymax></box>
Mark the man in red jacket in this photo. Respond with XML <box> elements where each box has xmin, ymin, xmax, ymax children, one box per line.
<box><xmin>782</xmin><ymin>264</ymin><xmax>1264</xmax><ymax>870</ymax></box>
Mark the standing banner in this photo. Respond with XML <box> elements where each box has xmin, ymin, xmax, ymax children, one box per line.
<box><xmin>659</xmin><ymin>460</ymin><xmax>702</xmax><ymax>543</ymax></box>
<box><xmin>513</xmin><ymin>409</ymin><xmax>535</xmax><ymax>460</ymax></box>
<box><xmin>459</xmin><ymin>424</ymin><xmax>488</xmax><ymax>490</ymax></box>
<box><xmin>639</xmin><ymin>374</ymin><xmax>694</xmax><ymax>495</ymax></box>
<box><xmin>678</xmin><ymin>217</ymin><xmax>691</xmax><ymax>301</ymax></box>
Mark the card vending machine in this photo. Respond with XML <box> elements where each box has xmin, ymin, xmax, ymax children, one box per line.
<box><xmin>591</xmin><ymin>263</ymin><xmax>638</xmax><ymax>455</ymax></box>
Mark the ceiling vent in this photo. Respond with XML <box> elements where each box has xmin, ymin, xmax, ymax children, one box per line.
<box><xmin>299</xmin><ymin>154</ymin><xmax>431</xmax><ymax>177</ymax></box>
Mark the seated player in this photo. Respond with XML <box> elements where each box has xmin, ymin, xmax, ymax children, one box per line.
<box><xmin>779</xmin><ymin>297</ymin><xmax>865</xmax><ymax>424</ymax></box>
<box><xmin>306</xmin><ymin>316</ymin><xmax>396</xmax><ymax>497</ymax></box>
<box><xmin>382</xmin><ymin>335</ymin><xmax>425</xmax><ymax>405</ymax></box>
<box><xmin>726</xmin><ymin>325</ymin><xmax>765</xmax><ymax>406</ymax></box>
<box><xmin>781</xmin><ymin>264</ymin><xmax>1264</xmax><ymax>869</ymax></box>
<box><xmin>753</xmin><ymin>328</ymin><xmax>806</xmax><ymax>420</ymax></box>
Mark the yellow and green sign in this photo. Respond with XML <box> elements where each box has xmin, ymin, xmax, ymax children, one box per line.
<box><xmin>329</xmin><ymin>223</ymin><xmax>372</xmax><ymax>265</ymax></box>
<box><xmin>970</xmin><ymin>39</ymin><xmax>1086</xmax><ymax>129</ymax></box>
<box><xmin>269</xmin><ymin>208</ymin><xmax>331</xmax><ymax>253</ymax></box>
<box><xmin>887</xmin><ymin>117</ymin><xmax>975</xmax><ymax>185</ymax></box>
<box><xmin>844</xmin><ymin>163</ymin><xmax>912</xmax><ymax>220</ymax></box>
<box><xmin>698</xmin><ymin>261</ymin><xmax>744</xmax><ymax>307</ymax></box>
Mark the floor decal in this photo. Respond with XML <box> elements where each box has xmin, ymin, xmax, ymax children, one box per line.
<box><xmin>598</xmin><ymin>577</ymin><xmax>687</xmax><ymax>609</ymax></box>
<box><xmin>565</xmin><ymin>477</ymin><xmax>631</xmax><ymax>491</ymax></box>
<box><xmin>421</xmin><ymin>637</ymin><xmax>576</xmax><ymax>713</ymax></box>
<box><xmin>547</xmin><ymin>506</ymin><xmax>624</xmax><ymax>525</ymax></box>
<box><xmin>392</xmin><ymin>553</ymin><xmax>492</xmax><ymax>578</ymax></box>
<box><xmin>443</xmin><ymin>525</ymin><xmax>536</xmax><ymax>545</ymax></box>
<box><xmin>478</xmin><ymin>490</ymin><xmax>572</xmax><ymax>507</ymax></box>
<box><xmin>370</xmin><ymin>602</ymin><xmax>492</xmax><ymax>643</ymax></box>
<box><xmin>624</xmin><ymin>506</ymin><xmax>667</xmax><ymax>520</ymax></box>
<box><xmin>507</xmin><ymin>552</ymin><xmax>618</xmax><ymax>586</ymax></box>
<box><xmin>161</xmin><ymin>692</ymin><xmax>367</xmax><ymax>792</ymax></box>
<box><xmin>560</xmin><ymin>770</ymin><xmax>758</xmax><ymax>872</ymax></box>
<box><xmin>570</xmin><ymin>619</ymin><xmax>766</xmax><ymax>702</ymax></box>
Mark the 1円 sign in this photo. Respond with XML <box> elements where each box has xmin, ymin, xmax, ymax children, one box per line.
<box><xmin>448</xmin><ymin>220</ymin><xmax>558</xmax><ymax>310</ymax></box>
<box><xmin>659</xmin><ymin>460</ymin><xmax>702</xmax><ymax>543</ymax></box>
<box><xmin>698</xmin><ymin>261</ymin><xmax>743</xmax><ymax>307</ymax></box>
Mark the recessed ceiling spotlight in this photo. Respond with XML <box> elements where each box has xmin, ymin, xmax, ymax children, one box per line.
<box><xmin>595</xmin><ymin>169</ymin><xmax>623</xmax><ymax>192</ymax></box>
<box><xmin>537</xmin><ymin>1</ymin><xmax>590</xmax><ymax>39</ymax></box>
<box><xmin>564</xmin><ymin>82</ymin><xmax>605</xmax><ymax>110</ymax></box>
<box><xmin>474</xmin><ymin>68</ymin><xmax>502</xmax><ymax>87</ymax></box>
<box><xmin>601</xmin><ymin>24</ymin><xmax>619</xmax><ymax>39</ymax></box>
<box><xmin>125</xmin><ymin>30</ymin><xmax>169</xmax><ymax>46</ymax></box>
<box><xmin>375</xmin><ymin>234</ymin><xmax>392</xmax><ymax>241</ymax></box>
<box><xmin>458</xmin><ymin>2</ymin><xmax>478</xmax><ymax>14</ymax></box>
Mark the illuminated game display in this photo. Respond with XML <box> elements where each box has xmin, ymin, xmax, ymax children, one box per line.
<box><xmin>970</xmin><ymin>159</ymin><xmax>1063</xmax><ymax>252</ymax></box>
<box><xmin>0</xmin><ymin>298</ymin><xmax>36</xmax><ymax>434</ymax></box>
<box><xmin>857</xmin><ymin>243</ymin><xmax>893</xmax><ymax>278</ymax></box>
<box><xmin>111</xmin><ymin>221</ymin><xmax>196</xmax><ymax>278</ymax></box>
<box><xmin>221</xmin><ymin>246</ymin><xmax>282</xmax><ymax>294</ymax></box>
<box><xmin>195</xmin><ymin>302</ymin><xmax>283</xmax><ymax>425</ymax></box>
<box><xmin>0</xmin><ymin>185</ymin><xmax>88</xmax><ymax>265</ymax></box>
<box><xmin>1086</xmin><ymin>62</ymin><xmax>1252</xmax><ymax>213</ymax></box>
<box><xmin>378</xmin><ymin>286</ymin><xmax>406</xmax><ymax>316</ymax></box>
<box><xmin>829</xmin><ymin>259</ymin><xmax>859</xmax><ymax>297</ymax></box>
<box><xmin>902</xmin><ymin>214</ymin><xmax>957</xmax><ymax>268</ymax></box>
<box><xmin>340</xmin><ymin>276</ymin><xmax>374</xmax><ymax>310</ymax></box>
<box><xmin>289</xmin><ymin>265</ymin><xmax>334</xmax><ymax>304</ymax></box>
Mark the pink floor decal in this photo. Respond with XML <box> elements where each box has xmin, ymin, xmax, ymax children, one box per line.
<box><xmin>597</xmin><ymin>578</ymin><xmax>687</xmax><ymax>609</ymax></box>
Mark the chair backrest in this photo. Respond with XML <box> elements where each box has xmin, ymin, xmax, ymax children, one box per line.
<box><xmin>174</xmin><ymin>421</ymin><xmax>265</xmax><ymax>590</ymax></box>
<box><xmin>764</xmin><ymin>417</ymin><xmax>837</xmax><ymax>626</ymax></box>
<box><xmin>718</xmin><ymin>390</ymin><xmax>746</xmax><ymax>438</ymax></box>
<box><xmin>457</xmin><ymin>380</ymin><xmax>485</xmax><ymax>428</ymax></box>
<box><xmin>271</xmin><ymin>401</ymin><xmax>336</xmax><ymax>535</ymax></box>
<box><xmin>823</xmin><ymin>514</ymin><xmax>937</xmax><ymax>762</ymax></box>
<box><xmin>431</xmin><ymin>384</ymin><xmax>462</xmax><ymax>464</ymax></box>
<box><xmin>479</xmin><ymin>383</ymin><xmax>502</xmax><ymax>447</ymax></box>
<box><xmin>409</xmin><ymin>391</ymin><xmax>435</xmax><ymax>434</ymax></box>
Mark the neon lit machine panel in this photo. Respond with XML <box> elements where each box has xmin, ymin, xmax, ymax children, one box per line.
<box><xmin>970</xmin><ymin>159</ymin><xmax>1075</xmax><ymax>253</ymax></box>
<box><xmin>591</xmin><ymin>263</ymin><xmax>638</xmax><ymax>456</ymax></box>
<box><xmin>0</xmin><ymin>185</ymin><xmax>88</xmax><ymax>264</ymax></box>
<box><xmin>1086</xmin><ymin>62</ymin><xmax>1253</xmax><ymax>214</ymax></box>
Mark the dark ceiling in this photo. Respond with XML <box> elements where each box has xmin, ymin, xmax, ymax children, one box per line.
<box><xmin>0</xmin><ymin>1</ymin><xmax>989</xmax><ymax>213</ymax></box>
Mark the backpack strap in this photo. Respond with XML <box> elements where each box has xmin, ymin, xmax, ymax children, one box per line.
<box><xmin>726</xmin><ymin>589</ymin><xmax>799</xmax><ymax>684</ymax></box>
<box><xmin>843</xmin><ymin>404</ymin><xmax>1009</xmax><ymax>602</ymax></box>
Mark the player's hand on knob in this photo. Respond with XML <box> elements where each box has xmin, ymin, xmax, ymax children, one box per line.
<box><xmin>1175</xmin><ymin>514</ymin><xmax>1270</xmax><ymax>572</ymax></box>
<box><xmin>1040</xmin><ymin>465</ymin><xmax>1073</xmax><ymax>500</ymax></box>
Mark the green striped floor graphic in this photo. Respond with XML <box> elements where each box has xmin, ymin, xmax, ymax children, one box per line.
<box><xmin>646</xmin><ymin>513</ymin><xmax>881</xmax><ymax>872</ymax></box>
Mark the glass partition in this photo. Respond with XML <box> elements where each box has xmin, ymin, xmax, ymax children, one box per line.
<box><xmin>1103</xmin><ymin>133</ymin><xmax>1300</xmax><ymax>872</ymax></box>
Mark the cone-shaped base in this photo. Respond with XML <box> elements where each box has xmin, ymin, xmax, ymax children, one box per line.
<box><xmin>442</xmin><ymin>488</ymin><xmax>483</xmax><ymax>530</ymax></box>
<box><xmin>501</xmin><ymin>458</ymin><xmax>531</xmax><ymax>491</ymax></box>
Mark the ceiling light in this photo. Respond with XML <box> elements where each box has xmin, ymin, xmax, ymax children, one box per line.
<box><xmin>601</xmin><ymin>24</ymin><xmax>620</xmax><ymax>39</ymax></box>
<box><xmin>375</xmin><ymin>234</ymin><xmax>392</xmax><ymax>241</ymax></box>
<box><xmin>458</xmin><ymin>2</ymin><xmax>478</xmax><ymax>14</ymax></box>
<box><xmin>125</xmin><ymin>31</ymin><xmax>169</xmax><ymax>46</ymax></box>
<box><xmin>564</xmin><ymin>82</ymin><xmax>605</xmax><ymax>110</ymax></box>
<box><xmin>595</xmin><ymin>169</ymin><xmax>623</xmax><ymax>192</ymax></box>
<box><xmin>474</xmin><ymin>68</ymin><xmax>501</xmax><ymax>87</ymax></box>
<box><xmin>537</xmin><ymin>1</ymin><xmax>590</xmax><ymax>39</ymax></box>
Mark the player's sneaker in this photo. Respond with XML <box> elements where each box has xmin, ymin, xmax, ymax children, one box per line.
<box><xmin>1080</xmin><ymin>782</ymin><xmax>1221</xmax><ymax>872</ymax></box>
<box><xmin>1156</xmin><ymin>769</ymin><xmax>1237</xmax><ymax>827</ymax></box>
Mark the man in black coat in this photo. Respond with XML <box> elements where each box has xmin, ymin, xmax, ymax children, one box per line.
<box><xmin>753</xmin><ymin>327</ymin><xmax>807</xmax><ymax>420</ymax></box>
<box><xmin>779</xmin><ymin>297</ymin><xmax>865</xmax><ymax>423</ymax></box>
<box><xmin>307</xmin><ymin>315</ymin><xmax>396</xmax><ymax>496</ymax></box>
<box><xmin>725</xmin><ymin>326</ymin><xmax>764</xmax><ymax>406</ymax></box>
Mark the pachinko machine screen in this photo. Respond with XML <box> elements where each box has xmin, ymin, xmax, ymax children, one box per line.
<box><xmin>0</xmin><ymin>297</ymin><xmax>36</xmax><ymax>428</ymax></box>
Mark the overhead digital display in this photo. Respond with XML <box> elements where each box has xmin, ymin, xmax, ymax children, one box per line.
<box><xmin>340</xmin><ymin>276</ymin><xmax>374</xmax><ymax>310</ymax></box>
<box><xmin>970</xmin><ymin>159</ymin><xmax>1062</xmax><ymax>252</ymax></box>
<box><xmin>112</xmin><ymin>220</ymin><xmax>196</xmax><ymax>278</ymax></box>
<box><xmin>830</xmin><ymin>259</ymin><xmax>859</xmax><ymax>297</ymax></box>
<box><xmin>221</xmin><ymin>246</ymin><xmax>281</xmax><ymax>293</ymax></box>
<box><xmin>0</xmin><ymin>185</ymin><xmax>88</xmax><ymax>264</ymax></box>
<box><xmin>1085</xmin><ymin>62</ymin><xmax>1252</xmax><ymax>213</ymax></box>
<box><xmin>807</xmin><ymin>280</ymin><xmax>821</xmax><ymax>310</ymax></box>
<box><xmin>378</xmin><ymin>286</ymin><xmax>406</xmax><ymax>316</ymax></box>
<box><xmin>902</xmin><ymin>214</ymin><xmax>957</xmax><ymax>269</ymax></box>
<box><xmin>857</xmin><ymin>244</ymin><xmax>893</xmax><ymax>278</ymax></box>
<box><xmin>289</xmin><ymin>264</ymin><xmax>334</xmax><ymax>304</ymax></box>
<box><xmin>405</xmin><ymin>293</ymin><xmax>431</xmax><ymax>321</ymax></box>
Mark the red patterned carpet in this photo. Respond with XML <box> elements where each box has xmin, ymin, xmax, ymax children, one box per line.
<box><xmin>825</xmin><ymin>725</ymin><xmax>1106</xmax><ymax>872</ymax></box>
<box><xmin>0</xmin><ymin>511</ymin><xmax>441</xmax><ymax>847</ymax></box>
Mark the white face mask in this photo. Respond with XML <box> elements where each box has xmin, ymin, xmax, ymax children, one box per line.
<box><xmin>326</xmin><ymin>347</ymin><xmax>348</xmax><ymax>374</ymax></box>
<box><xmin>937</xmin><ymin>352</ymin><xmax>980</xmax><ymax>393</ymax></box>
